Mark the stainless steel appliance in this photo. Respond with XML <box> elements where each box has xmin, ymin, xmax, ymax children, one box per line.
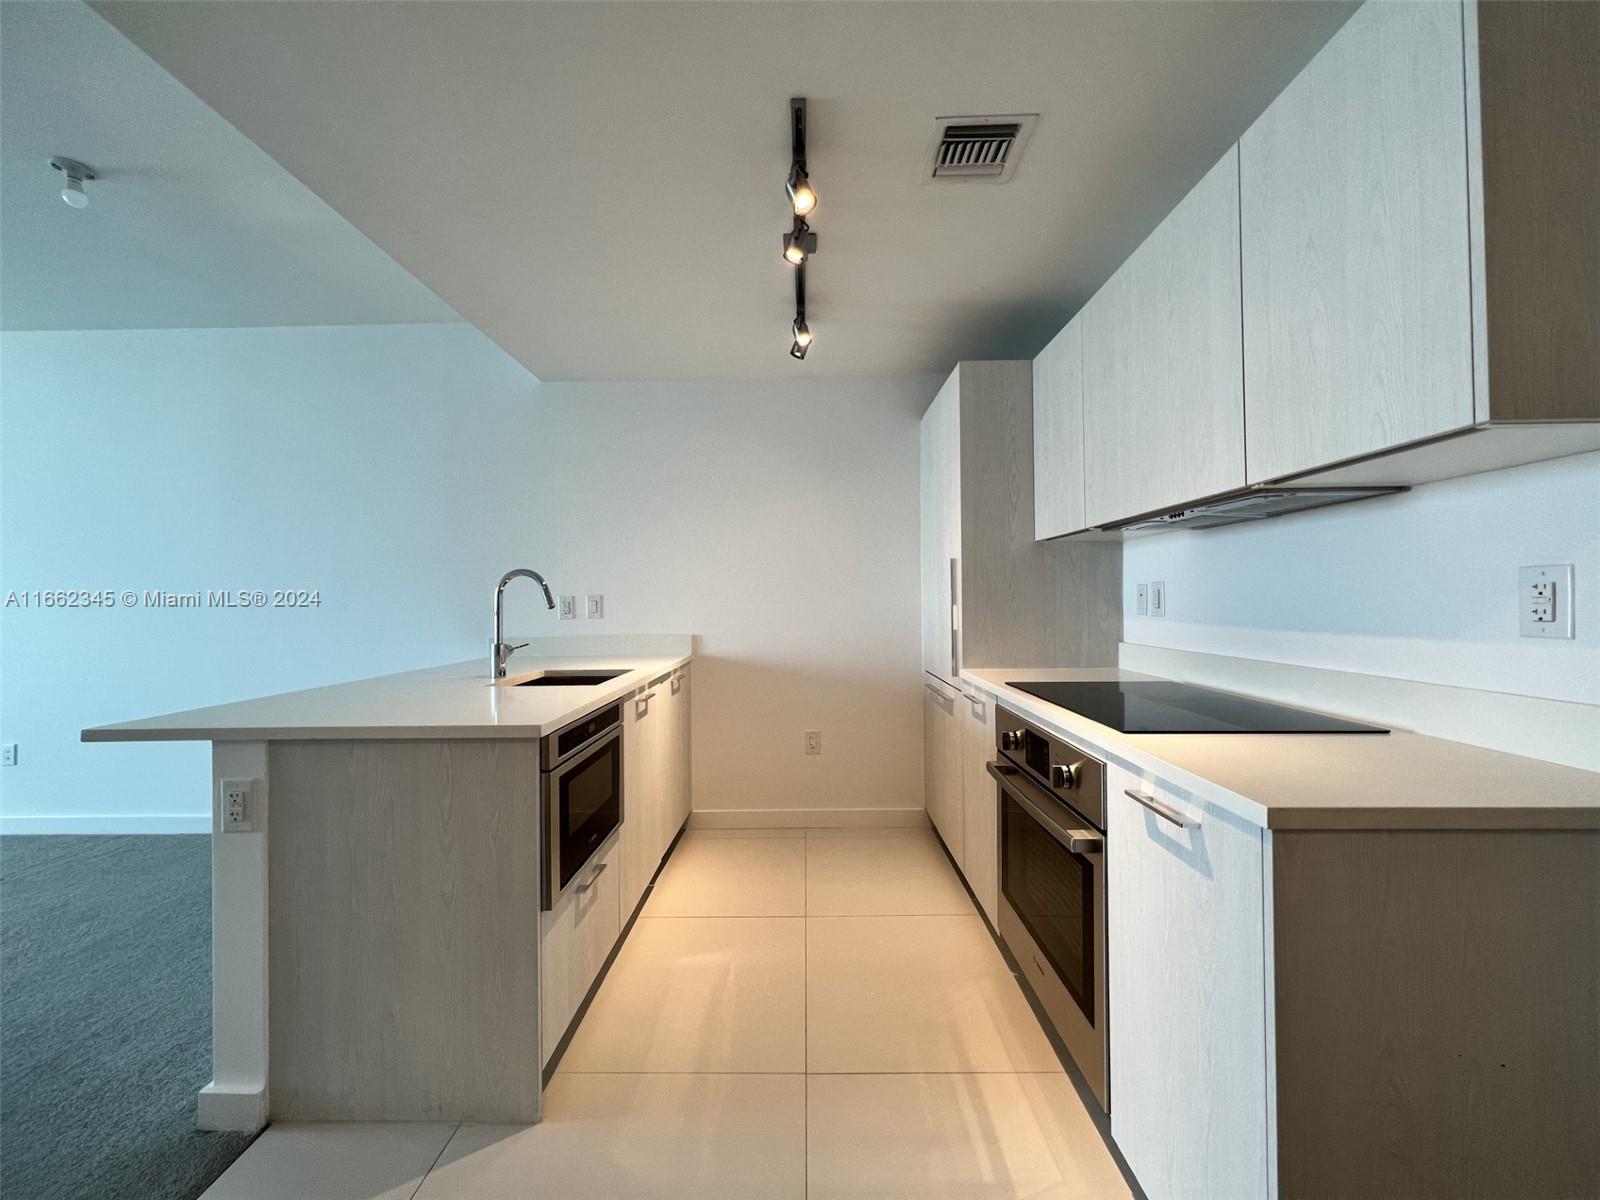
<box><xmin>542</xmin><ymin>702</ymin><xmax>623</xmax><ymax>910</ymax></box>
<box><xmin>1104</xmin><ymin>484</ymin><xmax>1403</xmax><ymax>532</ymax></box>
<box><xmin>990</xmin><ymin>705</ymin><xmax>1109</xmax><ymax>1111</ymax></box>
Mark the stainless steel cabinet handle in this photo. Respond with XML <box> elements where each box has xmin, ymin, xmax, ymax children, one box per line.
<box><xmin>1124</xmin><ymin>788</ymin><xmax>1196</xmax><ymax>829</ymax></box>
<box><xmin>575</xmin><ymin>860</ymin><xmax>610</xmax><ymax>892</ymax></box>
<box><xmin>635</xmin><ymin>691</ymin><xmax>656</xmax><ymax>716</ymax></box>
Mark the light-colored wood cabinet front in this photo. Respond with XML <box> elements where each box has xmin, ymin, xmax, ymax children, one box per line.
<box><xmin>541</xmin><ymin>834</ymin><xmax>621</xmax><ymax>1067</ymax></box>
<box><xmin>1107</xmin><ymin>764</ymin><xmax>1269</xmax><ymax>1200</ymax></box>
<box><xmin>920</xmin><ymin>373</ymin><xmax>961</xmax><ymax>684</ymax></box>
<box><xmin>1032</xmin><ymin>318</ymin><xmax>1086</xmax><ymax>539</ymax></box>
<box><xmin>669</xmin><ymin>666</ymin><xmax>692</xmax><ymax>832</ymax></box>
<box><xmin>922</xmin><ymin>680</ymin><xmax>963</xmax><ymax>861</ymax></box>
<box><xmin>1240</xmin><ymin>0</ymin><xmax>1474</xmax><ymax>483</ymax></box>
<box><xmin>1083</xmin><ymin>149</ymin><xmax>1245</xmax><ymax>526</ymax></box>
<box><xmin>958</xmin><ymin>689</ymin><xmax>998</xmax><ymax>923</ymax></box>
<box><xmin>618</xmin><ymin>689</ymin><xmax>663</xmax><ymax>920</ymax></box>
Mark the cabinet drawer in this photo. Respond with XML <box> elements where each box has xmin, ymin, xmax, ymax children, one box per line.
<box><xmin>540</xmin><ymin>833</ymin><xmax>621</xmax><ymax>1066</ymax></box>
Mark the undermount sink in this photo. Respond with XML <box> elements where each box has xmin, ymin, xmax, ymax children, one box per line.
<box><xmin>512</xmin><ymin>670</ymin><xmax>628</xmax><ymax>687</ymax></box>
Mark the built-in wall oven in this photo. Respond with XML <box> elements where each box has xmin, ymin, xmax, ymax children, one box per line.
<box><xmin>542</xmin><ymin>702</ymin><xmax>623</xmax><ymax>910</ymax></box>
<box><xmin>989</xmin><ymin>705</ymin><xmax>1109</xmax><ymax>1112</ymax></box>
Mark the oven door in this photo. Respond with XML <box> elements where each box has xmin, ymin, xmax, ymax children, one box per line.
<box><xmin>544</xmin><ymin>724</ymin><xmax>623</xmax><ymax>909</ymax></box>
<box><xmin>990</xmin><ymin>760</ymin><xmax>1110</xmax><ymax>1112</ymax></box>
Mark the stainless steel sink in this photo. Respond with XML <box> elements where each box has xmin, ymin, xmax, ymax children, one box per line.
<box><xmin>512</xmin><ymin>670</ymin><xmax>628</xmax><ymax>687</ymax></box>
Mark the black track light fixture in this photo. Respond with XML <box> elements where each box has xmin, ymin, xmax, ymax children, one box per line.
<box><xmin>784</xmin><ymin>97</ymin><xmax>819</xmax><ymax>361</ymax></box>
<box><xmin>786</xmin><ymin>97</ymin><xmax>817</xmax><ymax>216</ymax></box>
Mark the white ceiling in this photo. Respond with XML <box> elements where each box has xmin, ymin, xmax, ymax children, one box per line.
<box><xmin>88</xmin><ymin>1</ymin><xmax>1356</xmax><ymax>379</ymax></box>
<box><xmin>0</xmin><ymin>1</ymin><xmax>460</xmax><ymax>332</ymax></box>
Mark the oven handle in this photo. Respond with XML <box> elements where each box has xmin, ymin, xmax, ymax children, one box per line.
<box><xmin>988</xmin><ymin>761</ymin><xmax>1103</xmax><ymax>856</ymax></box>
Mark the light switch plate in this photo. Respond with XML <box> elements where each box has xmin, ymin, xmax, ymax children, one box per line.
<box><xmin>1150</xmin><ymin>581</ymin><xmax>1166</xmax><ymax>618</ymax></box>
<box><xmin>804</xmin><ymin>730</ymin><xmax>822</xmax><ymax>755</ymax></box>
<box><xmin>585</xmin><ymin>594</ymin><xmax>604</xmax><ymax>620</ymax></box>
<box><xmin>1519</xmin><ymin>564</ymin><xmax>1574</xmax><ymax>639</ymax></box>
<box><xmin>558</xmin><ymin>595</ymin><xmax>577</xmax><ymax>620</ymax></box>
<box><xmin>1135</xmin><ymin>583</ymin><xmax>1149</xmax><ymax>616</ymax></box>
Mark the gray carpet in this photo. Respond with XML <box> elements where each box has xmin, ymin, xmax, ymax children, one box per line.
<box><xmin>1</xmin><ymin>835</ymin><xmax>254</xmax><ymax>1200</ymax></box>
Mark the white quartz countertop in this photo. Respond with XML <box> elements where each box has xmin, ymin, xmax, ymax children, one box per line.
<box><xmin>82</xmin><ymin>649</ymin><xmax>691</xmax><ymax>743</ymax></box>
<box><xmin>960</xmin><ymin>667</ymin><xmax>1600</xmax><ymax>831</ymax></box>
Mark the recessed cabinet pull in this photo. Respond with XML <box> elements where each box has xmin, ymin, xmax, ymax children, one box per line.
<box><xmin>575</xmin><ymin>860</ymin><xmax>610</xmax><ymax>893</ymax></box>
<box><xmin>1124</xmin><ymin>788</ymin><xmax>1197</xmax><ymax>829</ymax></box>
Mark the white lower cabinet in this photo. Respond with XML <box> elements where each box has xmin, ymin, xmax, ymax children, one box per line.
<box><xmin>923</xmin><ymin>679</ymin><xmax>963</xmax><ymax>860</ymax></box>
<box><xmin>540</xmin><ymin>834</ymin><xmax>620</xmax><ymax>1067</ymax></box>
<box><xmin>1107</xmin><ymin>763</ymin><xmax>1269</xmax><ymax>1200</ymax></box>
<box><xmin>958</xmin><ymin>689</ymin><xmax>998</xmax><ymax>923</ymax></box>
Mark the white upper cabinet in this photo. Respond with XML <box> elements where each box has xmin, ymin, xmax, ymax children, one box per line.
<box><xmin>919</xmin><ymin>372</ymin><xmax>961</xmax><ymax>685</ymax></box>
<box><xmin>1032</xmin><ymin>317</ymin><xmax>1086</xmax><ymax>539</ymax></box>
<box><xmin>1240</xmin><ymin>0</ymin><xmax>1474</xmax><ymax>483</ymax></box>
<box><xmin>1082</xmin><ymin>149</ymin><xmax>1246</xmax><ymax>527</ymax></box>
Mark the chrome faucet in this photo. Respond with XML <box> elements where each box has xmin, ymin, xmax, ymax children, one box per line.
<box><xmin>493</xmin><ymin>568</ymin><xmax>556</xmax><ymax>678</ymax></box>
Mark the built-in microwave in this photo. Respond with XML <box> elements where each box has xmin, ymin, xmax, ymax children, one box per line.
<box><xmin>542</xmin><ymin>703</ymin><xmax>623</xmax><ymax>910</ymax></box>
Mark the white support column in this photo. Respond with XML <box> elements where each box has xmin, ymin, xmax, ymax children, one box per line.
<box><xmin>197</xmin><ymin>741</ymin><xmax>270</xmax><ymax>1132</ymax></box>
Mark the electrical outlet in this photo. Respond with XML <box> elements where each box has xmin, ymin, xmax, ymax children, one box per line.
<box><xmin>585</xmin><ymin>593</ymin><xmax>604</xmax><ymax>620</ymax></box>
<box><xmin>1135</xmin><ymin>583</ymin><xmax>1149</xmax><ymax>616</ymax></box>
<box><xmin>558</xmin><ymin>595</ymin><xmax>577</xmax><ymax>621</ymax></box>
<box><xmin>1150</xmin><ymin>581</ymin><xmax>1166</xmax><ymax>618</ymax></box>
<box><xmin>221</xmin><ymin>778</ymin><xmax>254</xmax><ymax>832</ymax></box>
<box><xmin>804</xmin><ymin>730</ymin><xmax>822</xmax><ymax>756</ymax></box>
<box><xmin>1519</xmin><ymin>564</ymin><xmax>1574</xmax><ymax>639</ymax></box>
<box><xmin>1</xmin><ymin>743</ymin><xmax>17</xmax><ymax>767</ymax></box>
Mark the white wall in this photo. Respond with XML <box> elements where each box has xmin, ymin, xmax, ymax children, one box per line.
<box><xmin>1121</xmin><ymin>451</ymin><xmax>1600</xmax><ymax>706</ymax></box>
<box><xmin>0</xmin><ymin>327</ymin><xmax>932</xmax><ymax>829</ymax></box>
<box><xmin>514</xmin><ymin>379</ymin><xmax>931</xmax><ymax>821</ymax></box>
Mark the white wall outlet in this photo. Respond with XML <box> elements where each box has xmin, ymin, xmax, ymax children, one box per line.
<box><xmin>1150</xmin><ymin>581</ymin><xmax>1166</xmax><ymax>618</ymax></box>
<box><xmin>804</xmin><ymin>730</ymin><xmax>822</xmax><ymax>756</ymax></box>
<box><xmin>1519</xmin><ymin>564</ymin><xmax>1575</xmax><ymax>639</ymax></box>
<box><xmin>585</xmin><ymin>593</ymin><xmax>604</xmax><ymax>620</ymax></box>
<box><xmin>558</xmin><ymin>595</ymin><xmax>577</xmax><ymax>620</ymax></box>
<box><xmin>221</xmin><ymin>778</ymin><xmax>254</xmax><ymax>832</ymax></box>
<box><xmin>1135</xmin><ymin>583</ymin><xmax>1149</xmax><ymax>616</ymax></box>
<box><xmin>1</xmin><ymin>743</ymin><xmax>16</xmax><ymax>767</ymax></box>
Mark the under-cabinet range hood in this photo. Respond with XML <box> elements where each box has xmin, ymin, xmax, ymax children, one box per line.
<box><xmin>1108</xmin><ymin>486</ymin><xmax>1404</xmax><ymax>532</ymax></box>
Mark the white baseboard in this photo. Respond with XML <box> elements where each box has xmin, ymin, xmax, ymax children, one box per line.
<box><xmin>197</xmin><ymin>1082</ymin><xmax>267</xmax><ymax>1132</ymax></box>
<box><xmin>1120</xmin><ymin>642</ymin><xmax>1600</xmax><ymax>773</ymax></box>
<box><xmin>689</xmin><ymin>807</ymin><xmax>929</xmax><ymax>830</ymax></box>
<box><xmin>0</xmin><ymin>813</ymin><xmax>210</xmax><ymax>835</ymax></box>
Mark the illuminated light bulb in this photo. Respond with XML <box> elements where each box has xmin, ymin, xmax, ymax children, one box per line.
<box><xmin>786</xmin><ymin>165</ymin><xmax>817</xmax><ymax>217</ymax></box>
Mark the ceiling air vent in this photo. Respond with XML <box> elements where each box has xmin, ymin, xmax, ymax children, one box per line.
<box><xmin>926</xmin><ymin>114</ymin><xmax>1038</xmax><ymax>184</ymax></box>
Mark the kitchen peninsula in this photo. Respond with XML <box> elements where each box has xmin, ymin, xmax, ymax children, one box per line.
<box><xmin>82</xmin><ymin>635</ymin><xmax>694</xmax><ymax>1132</ymax></box>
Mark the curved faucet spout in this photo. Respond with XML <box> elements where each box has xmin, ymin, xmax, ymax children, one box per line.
<box><xmin>493</xmin><ymin>568</ymin><xmax>557</xmax><ymax>678</ymax></box>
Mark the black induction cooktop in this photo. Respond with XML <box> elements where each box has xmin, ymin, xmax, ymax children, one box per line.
<box><xmin>1004</xmin><ymin>679</ymin><xmax>1388</xmax><ymax>735</ymax></box>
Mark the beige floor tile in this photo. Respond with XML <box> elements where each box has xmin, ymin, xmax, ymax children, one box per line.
<box><xmin>414</xmin><ymin>1074</ymin><xmax>805</xmax><ymax>1199</ymax></box>
<box><xmin>683</xmin><ymin>827</ymin><xmax>806</xmax><ymax>838</ymax></box>
<box><xmin>807</xmin><ymin>915</ymin><xmax>1061</xmax><ymax>1073</ymax></box>
<box><xmin>647</xmin><ymin>836</ymin><xmax>805</xmax><ymax>916</ymax></box>
<box><xmin>807</xmin><ymin>1073</ymin><xmax>1131</xmax><ymax>1199</ymax></box>
<box><xmin>200</xmin><ymin>1122</ymin><xmax>456</xmax><ymax>1200</ymax></box>
<box><xmin>806</xmin><ymin>824</ymin><xmax>932</xmax><ymax>838</ymax></box>
<box><xmin>805</xmin><ymin>830</ymin><xmax>973</xmax><ymax>916</ymax></box>
<box><xmin>559</xmin><ymin>917</ymin><xmax>805</xmax><ymax>1072</ymax></box>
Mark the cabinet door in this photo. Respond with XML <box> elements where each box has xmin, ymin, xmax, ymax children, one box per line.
<box><xmin>1240</xmin><ymin>0</ymin><xmax>1472</xmax><ymax>482</ymax></box>
<box><xmin>541</xmin><ymin>834</ymin><xmax>621</xmax><ymax>1066</ymax></box>
<box><xmin>922</xmin><ymin>681</ymin><xmax>962</xmax><ymax>861</ymax></box>
<box><xmin>959</xmin><ymin>690</ymin><xmax>998</xmax><ymax>923</ymax></box>
<box><xmin>618</xmin><ymin>691</ymin><xmax>660</xmax><ymax>920</ymax></box>
<box><xmin>1107</xmin><ymin>765</ymin><xmax>1268</xmax><ymax>1200</ymax></box>
<box><xmin>1083</xmin><ymin>149</ymin><xmax>1245</xmax><ymax>526</ymax></box>
<box><xmin>920</xmin><ymin>371</ymin><xmax>961</xmax><ymax>683</ymax></box>
<box><xmin>670</xmin><ymin>667</ymin><xmax>692</xmax><ymax>829</ymax></box>
<box><xmin>1032</xmin><ymin>317</ymin><xmax>1086</xmax><ymax>539</ymax></box>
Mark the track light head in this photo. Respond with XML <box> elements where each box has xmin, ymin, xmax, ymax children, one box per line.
<box><xmin>790</xmin><ymin>317</ymin><xmax>812</xmax><ymax>359</ymax></box>
<box><xmin>782</xmin><ymin>220</ymin><xmax>817</xmax><ymax>266</ymax></box>
<box><xmin>50</xmin><ymin>156</ymin><xmax>95</xmax><ymax>210</ymax></box>
<box><xmin>786</xmin><ymin>164</ymin><xmax>817</xmax><ymax>217</ymax></box>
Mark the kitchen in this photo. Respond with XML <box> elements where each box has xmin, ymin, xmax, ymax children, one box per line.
<box><xmin>2</xmin><ymin>1</ymin><xmax>1597</xmax><ymax>1198</ymax></box>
